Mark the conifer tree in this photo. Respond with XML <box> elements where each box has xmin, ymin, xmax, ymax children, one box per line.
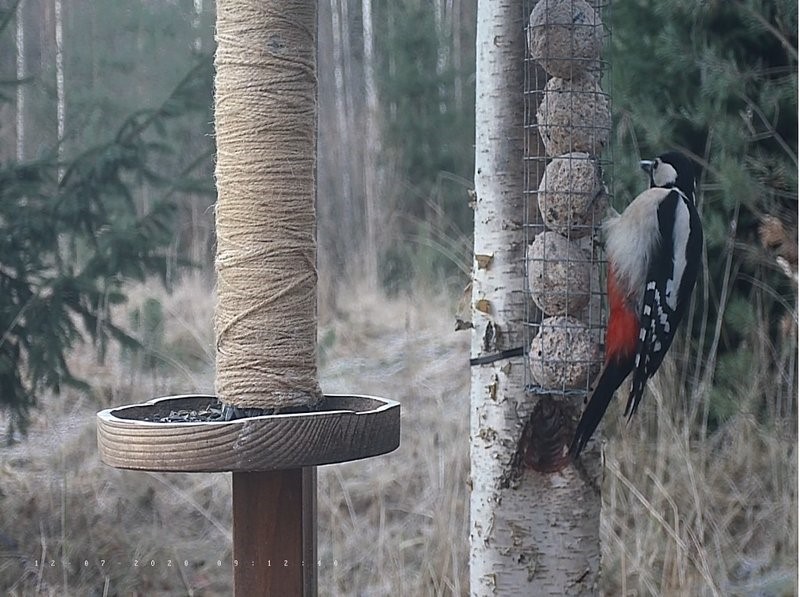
<box><xmin>0</xmin><ymin>55</ymin><xmax>214</xmax><ymax>437</ymax></box>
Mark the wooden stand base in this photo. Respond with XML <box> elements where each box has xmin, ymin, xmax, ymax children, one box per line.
<box><xmin>96</xmin><ymin>394</ymin><xmax>399</xmax><ymax>595</ymax></box>
<box><xmin>96</xmin><ymin>394</ymin><xmax>400</xmax><ymax>472</ymax></box>
<box><xmin>97</xmin><ymin>395</ymin><xmax>400</xmax><ymax>597</ymax></box>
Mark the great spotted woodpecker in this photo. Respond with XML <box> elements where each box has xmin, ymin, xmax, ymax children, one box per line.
<box><xmin>569</xmin><ymin>152</ymin><xmax>703</xmax><ymax>458</ymax></box>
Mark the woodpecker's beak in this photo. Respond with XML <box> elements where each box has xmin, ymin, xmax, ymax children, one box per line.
<box><xmin>640</xmin><ymin>160</ymin><xmax>655</xmax><ymax>175</ymax></box>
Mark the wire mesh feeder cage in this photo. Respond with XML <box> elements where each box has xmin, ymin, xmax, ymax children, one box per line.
<box><xmin>523</xmin><ymin>0</ymin><xmax>612</xmax><ymax>405</ymax></box>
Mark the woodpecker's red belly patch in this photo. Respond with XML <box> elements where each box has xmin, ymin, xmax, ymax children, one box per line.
<box><xmin>606</xmin><ymin>268</ymin><xmax>639</xmax><ymax>363</ymax></box>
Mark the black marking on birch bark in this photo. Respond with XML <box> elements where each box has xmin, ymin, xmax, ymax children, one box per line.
<box><xmin>482</xmin><ymin>320</ymin><xmax>496</xmax><ymax>353</ymax></box>
<box><xmin>455</xmin><ymin>317</ymin><xmax>473</xmax><ymax>331</ymax></box>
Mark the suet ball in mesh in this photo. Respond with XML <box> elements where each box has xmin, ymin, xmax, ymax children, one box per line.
<box><xmin>536</xmin><ymin>74</ymin><xmax>610</xmax><ymax>156</ymax></box>
<box><xmin>529</xmin><ymin>315</ymin><xmax>600</xmax><ymax>390</ymax></box>
<box><xmin>538</xmin><ymin>152</ymin><xmax>608</xmax><ymax>238</ymax></box>
<box><xmin>527</xmin><ymin>0</ymin><xmax>603</xmax><ymax>79</ymax></box>
<box><xmin>527</xmin><ymin>230</ymin><xmax>592</xmax><ymax>316</ymax></box>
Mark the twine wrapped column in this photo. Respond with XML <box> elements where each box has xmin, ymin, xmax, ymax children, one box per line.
<box><xmin>214</xmin><ymin>0</ymin><xmax>323</xmax><ymax>411</ymax></box>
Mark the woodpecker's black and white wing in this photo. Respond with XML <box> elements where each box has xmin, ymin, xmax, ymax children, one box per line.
<box><xmin>624</xmin><ymin>189</ymin><xmax>703</xmax><ymax>418</ymax></box>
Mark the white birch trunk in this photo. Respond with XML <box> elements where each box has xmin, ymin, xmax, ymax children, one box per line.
<box><xmin>470</xmin><ymin>2</ymin><xmax>528</xmax><ymax>588</ymax></box>
<box><xmin>15</xmin><ymin>0</ymin><xmax>26</xmax><ymax>161</ymax></box>
<box><xmin>361</xmin><ymin>0</ymin><xmax>379</xmax><ymax>289</ymax></box>
<box><xmin>55</xmin><ymin>0</ymin><xmax>65</xmax><ymax>181</ymax></box>
<box><xmin>470</xmin><ymin>1</ymin><xmax>601</xmax><ymax>594</ymax></box>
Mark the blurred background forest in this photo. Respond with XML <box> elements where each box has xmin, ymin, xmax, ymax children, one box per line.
<box><xmin>0</xmin><ymin>0</ymin><xmax>796</xmax><ymax>595</ymax></box>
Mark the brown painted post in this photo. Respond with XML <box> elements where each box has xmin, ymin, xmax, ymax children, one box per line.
<box><xmin>233</xmin><ymin>468</ymin><xmax>317</xmax><ymax>596</ymax></box>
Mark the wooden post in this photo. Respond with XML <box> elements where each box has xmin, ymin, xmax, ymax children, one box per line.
<box><xmin>233</xmin><ymin>469</ymin><xmax>317</xmax><ymax>596</ymax></box>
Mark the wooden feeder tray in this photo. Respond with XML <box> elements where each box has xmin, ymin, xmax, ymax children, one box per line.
<box><xmin>97</xmin><ymin>394</ymin><xmax>400</xmax><ymax>472</ymax></box>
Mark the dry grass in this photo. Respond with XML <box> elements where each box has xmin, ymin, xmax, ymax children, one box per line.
<box><xmin>602</xmin><ymin>387</ymin><xmax>797</xmax><ymax>596</ymax></box>
<box><xmin>0</xmin><ymin>274</ymin><xmax>796</xmax><ymax>595</ymax></box>
<box><xmin>315</xmin><ymin>286</ymin><xmax>470</xmax><ymax>596</ymax></box>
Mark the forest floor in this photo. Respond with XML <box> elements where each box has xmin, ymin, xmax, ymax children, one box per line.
<box><xmin>0</xmin><ymin>275</ymin><xmax>796</xmax><ymax>595</ymax></box>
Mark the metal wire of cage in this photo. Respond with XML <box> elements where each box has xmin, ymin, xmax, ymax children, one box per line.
<box><xmin>523</xmin><ymin>0</ymin><xmax>613</xmax><ymax>399</ymax></box>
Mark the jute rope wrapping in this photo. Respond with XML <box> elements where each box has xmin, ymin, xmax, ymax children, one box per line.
<box><xmin>214</xmin><ymin>0</ymin><xmax>323</xmax><ymax>409</ymax></box>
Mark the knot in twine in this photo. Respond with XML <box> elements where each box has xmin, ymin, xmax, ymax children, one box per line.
<box><xmin>214</xmin><ymin>0</ymin><xmax>322</xmax><ymax>410</ymax></box>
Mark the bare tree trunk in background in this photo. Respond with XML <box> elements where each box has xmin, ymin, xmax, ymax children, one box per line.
<box><xmin>16</xmin><ymin>0</ymin><xmax>26</xmax><ymax>161</ymax></box>
<box><xmin>338</xmin><ymin>0</ymin><xmax>367</xmax><ymax>281</ymax></box>
<box><xmin>316</xmin><ymin>0</ymin><xmax>335</xmax><ymax>313</ymax></box>
<box><xmin>329</xmin><ymin>0</ymin><xmax>357</xmax><ymax>263</ymax></box>
<box><xmin>193</xmin><ymin>0</ymin><xmax>204</xmax><ymax>53</ymax></box>
<box><xmin>434</xmin><ymin>0</ymin><xmax>449</xmax><ymax>113</ymax></box>
<box><xmin>42</xmin><ymin>0</ymin><xmax>52</xmax><ymax>73</ymax></box>
<box><xmin>452</xmin><ymin>0</ymin><xmax>462</xmax><ymax>112</ymax></box>
<box><xmin>339</xmin><ymin>0</ymin><xmax>355</xmax><ymax>152</ymax></box>
<box><xmin>54</xmin><ymin>0</ymin><xmax>65</xmax><ymax>181</ymax></box>
<box><xmin>386</xmin><ymin>6</ymin><xmax>396</xmax><ymax>122</ymax></box>
<box><xmin>361</xmin><ymin>0</ymin><xmax>379</xmax><ymax>289</ymax></box>
<box><xmin>470</xmin><ymin>1</ymin><xmax>601</xmax><ymax>594</ymax></box>
<box><xmin>90</xmin><ymin>1</ymin><xmax>97</xmax><ymax>88</ymax></box>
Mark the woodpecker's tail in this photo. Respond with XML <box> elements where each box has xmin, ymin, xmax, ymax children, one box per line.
<box><xmin>569</xmin><ymin>359</ymin><xmax>634</xmax><ymax>459</ymax></box>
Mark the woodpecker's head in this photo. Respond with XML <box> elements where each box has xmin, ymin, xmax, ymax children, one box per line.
<box><xmin>640</xmin><ymin>152</ymin><xmax>696</xmax><ymax>202</ymax></box>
